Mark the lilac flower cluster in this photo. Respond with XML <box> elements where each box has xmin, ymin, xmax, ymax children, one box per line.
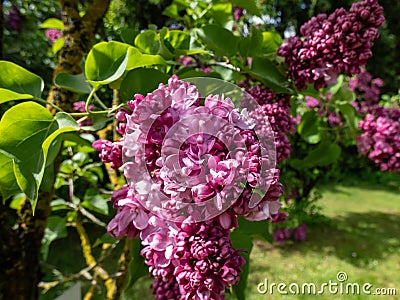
<box><xmin>277</xmin><ymin>0</ymin><xmax>385</xmax><ymax>90</ymax></box>
<box><xmin>72</xmin><ymin>101</ymin><xmax>95</xmax><ymax>127</ymax></box>
<box><xmin>45</xmin><ymin>28</ymin><xmax>62</xmax><ymax>43</ymax></box>
<box><xmin>5</xmin><ymin>5</ymin><xmax>22</xmax><ymax>32</ymax></box>
<box><xmin>349</xmin><ymin>69</ymin><xmax>383</xmax><ymax>114</ymax></box>
<box><xmin>305</xmin><ymin>95</ymin><xmax>343</xmax><ymax>127</ymax></box>
<box><xmin>233</xmin><ymin>8</ymin><xmax>244</xmax><ymax>22</ymax></box>
<box><xmin>347</xmin><ymin>70</ymin><xmax>400</xmax><ymax>172</ymax></box>
<box><xmin>143</xmin><ymin>220</ymin><xmax>245</xmax><ymax>300</ymax></box>
<box><xmin>273</xmin><ymin>224</ymin><xmax>307</xmax><ymax>244</ymax></box>
<box><xmin>357</xmin><ymin>107</ymin><xmax>400</xmax><ymax>172</ymax></box>
<box><xmin>94</xmin><ymin>76</ymin><xmax>284</xmax><ymax>299</ymax></box>
<box><xmin>245</xmin><ymin>85</ymin><xmax>296</xmax><ymax>163</ymax></box>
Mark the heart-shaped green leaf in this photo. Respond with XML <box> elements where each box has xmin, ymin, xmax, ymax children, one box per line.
<box><xmin>248</xmin><ymin>57</ymin><xmax>291</xmax><ymax>93</ymax></box>
<box><xmin>134</xmin><ymin>30</ymin><xmax>160</xmax><ymax>55</ymax></box>
<box><xmin>0</xmin><ymin>102</ymin><xmax>78</xmax><ymax>208</ymax></box>
<box><xmin>120</xmin><ymin>68</ymin><xmax>169</xmax><ymax>102</ymax></box>
<box><xmin>40</xmin><ymin>18</ymin><xmax>64</xmax><ymax>30</ymax></box>
<box><xmin>197</xmin><ymin>25</ymin><xmax>239</xmax><ymax>57</ymax></box>
<box><xmin>297</xmin><ymin>110</ymin><xmax>321</xmax><ymax>144</ymax></box>
<box><xmin>0</xmin><ymin>60</ymin><xmax>44</xmax><ymax>103</ymax></box>
<box><xmin>54</xmin><ymin>72</ymin><xmax>92</xmax><ymax>94</ymax></box>
<box><xmin>126</xmin><ymin>47</ymin><xmax>167</xmax><ymax>70</ymax></box>
<box><xmin>85</xmin><ymin>41</ymin><xmax>130</xmax><ymax>88</ymax></box>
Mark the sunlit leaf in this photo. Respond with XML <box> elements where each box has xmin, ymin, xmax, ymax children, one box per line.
<box><xmin>40</xmin><ymin>18</ymin><xmax>64</xmax><ymax>30</ymax></box>
<box><xmin>197</xmin><ymin>25</ymin><xmax>239</xmax><ymax>57</ymax></box>
<box><xmin>54</xmin><ymin>72</ymin><xmax>92</xmax><ymax>94</ymax></box>
<box><xmin>0</xmin><ymin>102</ymin><xmax>78</xmax><ymax>207</ymax></box>
<box><xmin>85</xmin><ymin>41</ymin><xmax>130</xmax><ymax>87</ymax></box>
<box><xmin>0</xmin><ymin>60</ymin><xmax>44</xmax><ymax>102</ymax></box>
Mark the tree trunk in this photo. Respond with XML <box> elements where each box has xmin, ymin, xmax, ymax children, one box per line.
<box><xmin>0</xmin><ymin>1</ymin><xmax>110</xmax><ymax>299</ymax></box>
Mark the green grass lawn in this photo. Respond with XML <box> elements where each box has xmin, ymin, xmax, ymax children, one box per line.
<box><xmin>43</xmin><ymin>175</ymin><xmax>400</xmax><ymax>299</ymax></box>
<box><xmin>243</xmin><ymin>177</ymin><xmax>400</xmax><ymax>300</ymax></box>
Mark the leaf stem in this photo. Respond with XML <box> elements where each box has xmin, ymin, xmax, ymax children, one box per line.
<box><xmin>34</xmin><ymin>97</ymin><xmax>65</xmax><ymax>112</ymax></box>
<box><xmin>85</xmin><ymin>88</ymin><xmax>97</xmax><ymax>113</ymax></box>
<box><xmin>93</xmin><ymin>92</ymin><xmax>108</xmax><ymax>110</ymax></box>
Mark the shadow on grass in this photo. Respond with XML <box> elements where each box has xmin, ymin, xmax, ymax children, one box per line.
<box><xmin>318</xmin><ymin>172</ymin><xmax>400</xmax><ymax>196</ymax></box>
<box><xmin>274</xmin><ymin>211</ymin><xmax>400</xmax><ymax>268</ymax></box>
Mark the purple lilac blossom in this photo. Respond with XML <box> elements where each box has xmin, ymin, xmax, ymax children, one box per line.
<box><xmin>233</xmin><ymin>7</ymin><xmax>244</xmax><ymax>21</ymax></box>
<box><xmin>5</xmin><ymin>5</ymin><xmax>22</xmax><ymax>32</ymax></box>
<box><xmin>349</xmin><ymin>69</ymin><xmax>383</xmax><ymax>114</ymax></box>
<box><xmin>45</xmin><ymin>28</ymin><xmax>62</xmax><ymax>43</ymax></box>
<box><xmin>305</xmin><ymin>95</ymin><xmax>343</xmax><ymax>127</ymax></box>
<box><xmin>293</xmin><ymin>224</ymin><xmax>307</xmax><ymax>241</ymax></box>
<box><xmin>277</xmin><ymin>0</ymin><xmax>385</xmax><ymax>90</ymax></box>
<box><xmin>94</xmin><ymin>76</ymin><xmax>284</xmax><ymax>299</ymax></box>
<box><xmin>273</xmin><ymin>228</ymin><xmax>291</xmax><ymax>245</ymax></box>
<box><xmin>357</xmin><ymin>107</ymin><xmax>400</xmax><ymax>172</ymax></box>
<box><xmin>245</xmin><ymin>85</ymin><xmax>296</xmax><ymax>163</ymax></box>
<box><xmin>73</xmin><ymin>101</ymin><xmax>94</xmax><ymax>127</ymax></box>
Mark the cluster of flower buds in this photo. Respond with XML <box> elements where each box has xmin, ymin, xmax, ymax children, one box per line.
<box><xmin>357</xmin><ymin>107</ymin><xmax>400</xmax><ymax>172</ymax></box>
<box><xmin>277</xmin><ymin>0</ymin><xmax>385</xmax><ymax>90</ymax></box>
<box><xmin>245</xmin><ymin>85</ymin><xmax>296</xmax><ymax>163</ymax></box>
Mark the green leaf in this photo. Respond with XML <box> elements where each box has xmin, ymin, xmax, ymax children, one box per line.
<box><xmin>332</xmin><ymin>82</ymin><xmax>356</xmax><ymax>103</ymax></box>
<box><xmin>80</xmin><ymin>113</ymin><xmax>110</xmax><ymax>131</ymax></box>
<box><xmin>238</xmin><ymin>27</ymin><xmax>263</xmax><ymax>57</ymax></box>
<box><xmin>164</xmin><ymin>30</ymin><xmax>190</xmax><ymax>51</ymax></box>
<box><xmin>120</xmin><ymin>28</ymin><xmax>139</xmax><ymax>45</ymax></box>
<box><xmin>93</xmin><ymin>233</ymin><xmax>117</xmax><ymax>248</ymax></box>
<box><xmin>120</xmin><ymin>68</ymin><xmax>169</xmax><ymax>102</ymax></box>
<box><xmin>197</xmin><ymin>25</ymin><xmax>239</xmax><ymax>57</ymax></box>
<box><xmin>134</xmin><ymin>30</ymin><xmax>160</xmax><ymax>55</ymax></box>
<box><xmin>71</xmin><ymin>152</ymin><xmax>90</xmax><ymax>166</ymax></box>
<box><xmin>231</xmin><ymin>229</ymin><xmax>254</xmax><ymax>300</ymax></box>
<box><xmin>297</xmin><ymin>110</ymin><xmax>321</xmax><ymax>144</ymax></box>
<box><xmin>158</xmin><ymin>27</ymin><xmax>175</xmax><ymax>59</ymax></box>
<box><xmin>41</xmin><ymin>216</ymin><xmax>68</xmax><ymax>260</ymax></box>
<box><xmin>326</xmin><ymin>74</ymin><xmax>344</xmax><ymax>95</ymax></box>
<box><xmin>62</xmin><ymin>132</ymin><xmax>95</xmax><ymax>149</ymax></box>
<box><xmin>230</xmin><ymin>0</ymin><xmax>261</xmax><ymax>16</ymax></box>
<box><xmin>208</xmin><ymin>2</ymin><xmax>232</xmax><ymax>25</ymax></box>
<box><xmin>54</xmin><ymin>72</ymin><xmax>92</xmax><ymax>94</ymax></box>
<box><xmin>338</xmin><ymin>103</ymin><xmax>358</xmax><ymax>131</ymax></box>
<box><xmin>248</xmin><ymin>57</ymin><xmax>291</xmax><ymax>93</ymax></box>
<box><xmin>0</xmin><ymin>152</ymin><xmax>20</xmax><ymax>201</ymax></box>
<box><xmin>300</xmin><ymin>84</ymin><xmax>321</xmax><ymax>98</ymax></box>
<box><xmin>163</xmin><ymin>3</ymin><xmax>182</xmax><ymax>19</ymax></box>
<box><xmin>175</xmin><ymin>49</ymin><xmax>208</xmax><ymax>56</ymax></box>
<box><xmin>85</xmin><ymin>41</ymin><xmax>130</xmax><ymax>87</ymax></box>
<box><xmin>0</xmin><ymin>89</ymin><xmax>33</xmax><ymax>103</ymax></box>
<box><xmin>55</xmin><ymin>112</ymin><xmax>80</xmax><ymax>130</ymax></box>
<box><xmin>261</xmin><ymin>31</ymin><xmax>282</xmax><ymax>55</ymax></box>
<box><xmin>290</xmin><ymin>141</ymin><xmax>342</xmax><ymax>169</ymax></box>
<box><xmin>0</xmin><ymin>102</ymin><xmax>77</xmax><ymax>207</ymax></box>
<box><xmin>235</xmin><ymin>217</ymin><xmax>273</xmax><ymax>242</ymax></box>
<box><xmin>50</xmin><ymin>198</ymin><xmax>69</xmax><ymax>211</ymax></box>
<box><xmin>0</xmin><ymin>60</ymin><xmax>44</xmax><ymax>102</ymax></box>
<box><xmin>52</xmin><ymin>37</ymin><xmax>64</xmax><ymax>54</ymax></box>
<box><xmin>126</xmin><ymin>46</ymin><xmax>167</xmax><ymax>70</ymax></box>
<box><xmin>82</xmin><ymin>188</ymin><xmax>108</xmax><ymax>215</ymax></box>
<box><xmin>9</xmin><ymin>193</ymin><xmax>26</xmax><ymax>210</ymax></box>
<box><xmin>121</xmin><ymin>239</ymin><xmax>148</xmax><ymax>300</ymax></box>
<box><xmin>40</xmin><ymin>18</ymin><xmax>64</xmax><ymax>30</ymax></box>
<box><xmin>177</xmin><ymin>69</ymin><xmax>222</xmax><ymax>79</ymax></box>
